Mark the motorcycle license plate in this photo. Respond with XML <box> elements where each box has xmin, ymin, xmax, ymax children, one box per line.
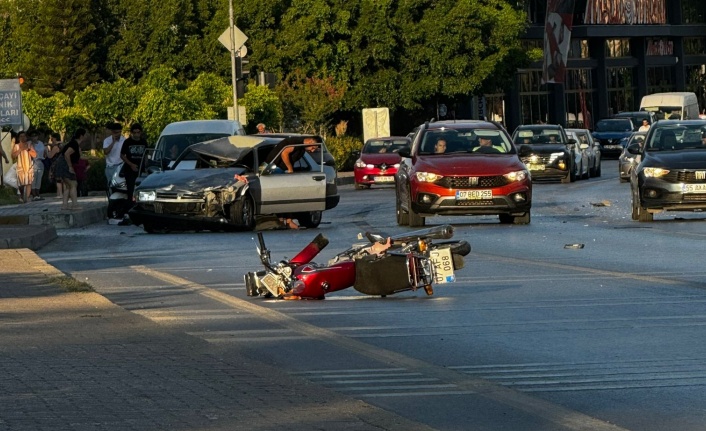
<box><xmin>429</xmin><ymin>247</ymin><xmax>455</xmax><ymax>284</ymax></box>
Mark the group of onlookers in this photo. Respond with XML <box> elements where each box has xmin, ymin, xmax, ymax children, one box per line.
<box><xmin>1</xmin><ymin>128</ymin><xmax>90</xmax><ymax>209</ymax></box>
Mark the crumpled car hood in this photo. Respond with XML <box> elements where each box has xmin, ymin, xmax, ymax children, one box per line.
<box><xmin>137</xmin><ymin>167</ymin><xmax>248</xmax><ymax>192</ymax></box>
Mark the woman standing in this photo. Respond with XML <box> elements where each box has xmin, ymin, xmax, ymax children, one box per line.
<box><xmin>55</xmin><ymin>128</ymin><xmax>86</xmax><ymax>210</ymax></box>
<box><xmin>47</xmin><ymin>132</ymin><xmax>64</xmax><ymax>198</ymax></box>
<box><xmin>11</xmin><ymin>131</ymin><xmax>36</xmax><ymax>203</ymax></box>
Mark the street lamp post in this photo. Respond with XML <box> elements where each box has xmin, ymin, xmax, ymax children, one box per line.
<box><xmin>228</xmin><ymin>0</ymin><xmax>238</xmax><ymax>120</ymax></box>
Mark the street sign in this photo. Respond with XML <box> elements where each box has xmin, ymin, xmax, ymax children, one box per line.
<box><xmin>219</xmin><ymin>26</ymin><xmax>248</xmax><ymax>52</ymax></box>
<box><xmin>0</xmin><ymin>79</ymin><xmax>23</xmax><ymax>127</ymax></box>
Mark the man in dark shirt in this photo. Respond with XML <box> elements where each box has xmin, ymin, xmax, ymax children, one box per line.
<box><xmin>120</xmin><ymin>123</ymin><xmax>148</xmax><ymax>215</ymax></box>
<box><xmin>265</xmin><ymin>137</ymin><xmax>319</xmax><ymax>173</ymax></box>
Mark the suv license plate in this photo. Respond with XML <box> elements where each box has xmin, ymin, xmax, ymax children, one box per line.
<box><xmin>429</xmin><ymin>247</ymin><xmax>455</xmax><ymax>284</ymax></box>
<box><xmin>682</xmin><ymin>183</ymin><xmax>706</xmax><ymax>193</ymax></box>
<box><xmin>456</xmin><ymin>190</ymin><xmax>492</xmax><ymax>200</ymax></box>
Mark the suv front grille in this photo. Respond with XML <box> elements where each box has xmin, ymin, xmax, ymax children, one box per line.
<box><xmin>663</xmin><ymin>171</ymin><xmax>706</xmax><ymax>183</ymax></box>
<box><xmin>436</xmin><ymin>176</ymin><xmax>508</xmax><ymax>188</ymax></box>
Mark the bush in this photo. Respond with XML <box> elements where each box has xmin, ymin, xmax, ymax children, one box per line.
<box><xmin>326</xmin><ymin>136</ymin><xmax>363</xmax><ymax>172</ymax></box>
<box><xmin>85</xmin><ymin>155</ymin><xmax>107</xmax><ymax>192</ymax></box>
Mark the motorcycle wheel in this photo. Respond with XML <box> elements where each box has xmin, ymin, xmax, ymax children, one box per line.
<box><xmin>429</xmin><ymin>240</ymin><xmax>471</xmax><ymax>270</ymax></box>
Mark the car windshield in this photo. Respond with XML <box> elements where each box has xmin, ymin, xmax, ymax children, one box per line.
<box><xmin>645</xmin><ymin>125</ymin><xmax>706</xmax><ymax>151</ymax></box>
<box><xmin>419</xmin><ymin>128</ymin><xmax>514</xmax><ymax>155</ymax></box>
<box><xmin>155</xmin><ymin>133</ymin><xmax>232</xmax><ymax>161</ymax></box>
<box><xmin>642</xmin><ymin>106</ymin><xmax>683</xmax><ymax>120</ymax></box>
<box><xmin>595</xmin><ymin>120</ymin><xmax>632</xmax><ymax>132</ymax></box>
<box><xmin>363</xmin><ymin>139</ymin><xmax>408</xmax><ymax>154</ymax></box>
<box><xmin>514</xmin><ymin>128</ymin><xmax>565</xmax><ymax>145</ymax></box>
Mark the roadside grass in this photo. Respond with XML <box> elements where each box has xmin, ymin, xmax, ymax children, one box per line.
<box><xmin>0</xmin><ymin>185</ymin><xmax>19</xmax><ymax>205</ymax></box>
<box><xmin>50</xmin><ymin>275</ymin><xmax>95</xmax><ymax>293</ymax></box>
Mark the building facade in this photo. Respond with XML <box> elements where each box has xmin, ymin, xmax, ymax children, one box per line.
<box><xmin>496</xmin><ymin>0</ymin><xmax>706</xmax><ymax>133</ymax></box>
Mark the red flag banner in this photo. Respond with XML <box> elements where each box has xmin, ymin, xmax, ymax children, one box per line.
<box><xmin>542</xmin><ymin>0</ymin><xmax>576</xmax><ymax>84</ymax></box>
<box><xmin>584</xmin><ymin>0</ymin><xmax>666</xmax><ymax>25</ymax></box>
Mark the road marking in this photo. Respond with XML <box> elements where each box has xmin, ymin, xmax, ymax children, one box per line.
<box><xmin>132</xmin><ymin>265</ymin><xmax>630</xmax><ymax>431</ymax></box>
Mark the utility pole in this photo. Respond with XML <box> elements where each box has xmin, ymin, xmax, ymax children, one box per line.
<box><xmin>228</xmin><ymin>0</ymin><xmax>238</xmax><ymax>119</ymax></box>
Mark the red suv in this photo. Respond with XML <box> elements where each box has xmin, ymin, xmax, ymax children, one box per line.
<box><xmin>395</xmin><ymin>120</ymin><xmax>532</xmax><ymax>226</ymax></box>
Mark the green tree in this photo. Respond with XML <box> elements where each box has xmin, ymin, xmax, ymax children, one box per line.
<box><xmin>240</xmin><ymin>82</ymin><xmax>282</xmax><ymax>132</ymax></box>
<box><xmin>73</xmin><ymin>79</ymin><xmax>141</xmax><ymax>130</ymax></box>
<box><xmin>12</xmin><ymin>0</ymin><xmax>100</xmax><ymax>96</ymax></box>
<box><xmin>183</xmin><ymin>72</ymin><xmax>231</xmax><ymax>119</ymax></box>
<box><xmin>277</xmin><ymin>70</ymin><xmax>346</xmax><ymax>135</ymax></box>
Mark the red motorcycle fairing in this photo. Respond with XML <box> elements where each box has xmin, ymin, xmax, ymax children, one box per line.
<box><xmin>290</xmin><ymin>261</ymin><xmax>357</xmax><ymax>299</ymax></box>
<box><xmin>290</xmin><ymin>233</ymin><xmax>329</xmax><ymax>265</ymax></box>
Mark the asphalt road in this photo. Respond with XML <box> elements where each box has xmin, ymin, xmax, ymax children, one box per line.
<box><xmin>40</xmin><ymin>160</ymin><xmax>706</xmax><ymax>431</ymax></box>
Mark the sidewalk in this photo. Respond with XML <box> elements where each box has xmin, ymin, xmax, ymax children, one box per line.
<box><xmin>0</xmin><ymin>246</ymin><xmax>431</xmax><ymax>431</ymax></box>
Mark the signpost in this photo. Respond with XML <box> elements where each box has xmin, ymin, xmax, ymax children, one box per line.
<box><xmin>219</xmin><ymin>1</ymin><xmax>248</xmax><ymax>125</ymax></box>
<box><xmin>0</xmin><ymin>78</ymin><xmax>25</xmax><ymax>185</ymax></box>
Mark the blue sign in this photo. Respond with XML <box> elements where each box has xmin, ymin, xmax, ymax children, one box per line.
<box><xmin>0</xmin><ymin>79</ymin><xmax>23</xmax><ymax>127</ymax></box>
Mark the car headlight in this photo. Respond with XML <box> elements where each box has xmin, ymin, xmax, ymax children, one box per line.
<box><xmin>503</xmin><ymin>170</ymin><xmax>528</xmax><ymax>182</ymax></box>
<box><xmin>355</xmin><ymin>159</ymin><xmax>366</xmax><ymax>168</ymax></box>
<box><xmin>643</xmin><ymin>167</ymin><xmax>670</xmax><ymax>178</ymax></box>
<box><xmin>393</xmin><ymin>163</ymin><xmax>400</xmax><ymax>168</ymax></box>
<box><xmin>415</xmin><ymin>172</ymin><xmax>444</xmax><ymax>182</ymax></box>
<box><xmin>137</xmin><ymin>190</ymin><xmax>156</xmax><ymax>202</ymax></box>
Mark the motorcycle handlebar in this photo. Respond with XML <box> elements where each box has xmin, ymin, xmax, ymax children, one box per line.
<box><xmin>390</xmin><ymin>224</ymin><xmax>454</xmax><ymax>243</ymax></box>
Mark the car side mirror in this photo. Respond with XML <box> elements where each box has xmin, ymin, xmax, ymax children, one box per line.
<box><xmin>398</xmin><ymin>147</ymin><xmax>411</xmax><ymax>158</ymax></box>
<box><xmin>627</xmin><ymin>143</ymin><xmax>641</xmax><ymax>155</ymax></box>
<box><xmin>568</xmin><ymin>138</ymin><xmax>577</xmax><ymax>145</ymax></box>
<box><xmin>518</xmin><ymin>144</ymin><xmax>532</xmax><ymax>157</ymax></box>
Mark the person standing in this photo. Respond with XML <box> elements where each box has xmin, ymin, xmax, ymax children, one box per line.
<box><xmin>103</xmin><ymin>122</ymin><xmax>125</xmax><ymax>193</ymax></box>
<box><xmin>28</xmin><ymin>130</ymin><xmax>47</xmax><ymax>200</ymax></box>
<box><xmin>119</xmin><ymin>123</ymin><xmax>147</xmax><ymax>221</ymax></box>
<box><xmin>47</xmin><ymin>132</ymin><xmax>64</xmax><ymax>198</ymax></box>
<box><xmin>11</xmin><ymin>131</ymin><xmax>36</xmax><ymax>203</ymax></box>
<box><xmin>256</xmin><ymin>123</ymin><xmax>267</xmax><ymax>134</ymax></box>
<box><xmin>56</xmin><ymin>128</ymin><xmax>87</xmax><ymax>211</ymax></box>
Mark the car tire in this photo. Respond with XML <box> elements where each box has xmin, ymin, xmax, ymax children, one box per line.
<box><xmin>143</xmin><ymin>222</ymin><xmax>157</xmax><ymax>234</ymax></box>
<box><xmin>298</xmin><ymin>211</ymin><xmax>322</xmax><ymax>229</ymax></box>
<box><xmin>408</xmin><ymin>192</ymin><xmax>425</xmax><ymax>227</ymax></box>
<box><xmin>569</xmin><ymin>162</ymin><xmax>577</xmax><ymax>182</ymax></box>
<box><xmin>396</xmin><ymin>191</ymin><xmax>409</xmax><ymax>226</ymax></box>
<box><xmin>620</xmin><ymin>176</ymin><xmax>629</xmax><ymax>183</ymax></box>
<box><xmin>582</xmin><ymin>162</ymin><xmax>590</xmax><ymax>180</ymax></box>
<box><xmin>631</xmin><ymin>189</ymin><xmax>653</xmax><ymax>222</ymax></box>
<box><xmin>499</xmin><ymin>213</ymin><xmax>513</xmax><ymax>224</ymax></box>
<box><xmin>355</xmin><ymin>183</ymin><xmax>370</xmax><ymax>190</ymax></box>
<box><xmin>230</xmin><ymin>195</ymin><xmax>255</xmax><ymax>230</ymax></box>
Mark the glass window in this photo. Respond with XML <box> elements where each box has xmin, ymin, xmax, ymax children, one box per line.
<box><xmin>484</xmin><ymin>93</ymin><xmax>506</xmax><ymax>125</ymax></box>
<box><xmin>686</xmin><ymin>65</ymin><xmax>706</xmax><ymax>115</ymax></box>
<box><xmin>647</xmin><ymin>66</ymin><xmax>675</xmax><ymax>94</ymax></box>
<box><xmin>607</xmin><ymin>67</ymin><xmax>635</xmax><ymax>115</ymax></box>
<box><xmin>606</xmin><ymin>39</ymin><xmax>630</xmax><ymax>58</ymax></box>
<box><xmin>518</xmin><ymin>70</ymin><xmax>549</xmax><ymax>125</ymax></box>
<box><xmin>564</xmin><ymin>69</ymin><xmax>595</xmax><ymax>129</ymax></box>
<box><xmin>684</xmin><ymin>38</ymin><xmax>706</xmax><ymax>55</ymax></box>
<box><xmin>568</xmin><ymin>39</ymin><xmax>590</xmax><ymax>59</ymax></box>
<box><xmin>682</xmin><ymin>0</ymin><xmax>706</xmax><ymax>24</ymax></box>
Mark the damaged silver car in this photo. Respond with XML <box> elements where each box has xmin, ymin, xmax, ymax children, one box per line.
<box><xmin>128</xmin><ymin>135</ymin><xmax>339</xmax><ymax>233</ymax></box>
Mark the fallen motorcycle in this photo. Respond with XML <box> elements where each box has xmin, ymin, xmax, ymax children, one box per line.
<box><xmin>243</xmin><ymin>224</ymin><xmax>470</xmax><ymax>300</ymax></box>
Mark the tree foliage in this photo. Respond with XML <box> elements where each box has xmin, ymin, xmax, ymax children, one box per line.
<box><xmin>240</xmin><ymin>82</ymin><xmax>282</xmax><ymax>132</ymax></box>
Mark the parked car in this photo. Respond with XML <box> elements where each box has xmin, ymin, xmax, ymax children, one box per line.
<box><xmin>353</xmin><ymin>136</ymin><xmax>410</xmax><ymax>189</ymax></box>
<box><xmin>613</xmin><ymin>111</ymin><xmax>657</xmax><ymax>131</ymax></box>
<box><xmin>511</xmin><ymin>124</ymin><xmax>582</xmax><ymax>183</ymax></box>
<box><xmin>592</xmin><ymin>118</ymin><xmax>634</xmax><ymax>158</ymax></box>
<box><xmin>567</xmin><ymin>128</ymin><xmax>602</xmax><ymax>177</ymax></box>
<box><xmin>395</xmin><ymin>120</ymin><xmax>531</xmax><ymax>226</ymax></box>
<box><xmin>618</xmin><ymin>131</ymin><xmax>647</xmax><ymax>183</ymax></box>
<box><xmin>128</xmin><ymin>135</ymin><xmax>340</xmax><ymax>232</ymax></box>
<box><xmin>629</xmin><ymin>120</ymin><xmax>706</xmax><ymax>222</ymax></box>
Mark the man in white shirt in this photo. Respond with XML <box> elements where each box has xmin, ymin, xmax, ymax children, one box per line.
<box><xmin>639</xmin><ymin>119</ymin><xmax>651</xmax><ymax>132</ymax></box>
<box><xmin>103</xmin><ymin>122</ymin><xmax>125</xmax><ymax>192</ymax></box>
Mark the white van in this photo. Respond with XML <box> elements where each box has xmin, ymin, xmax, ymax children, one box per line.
<box><xmin>639</xmin><ymin>92</ymin><xmax>700</xmax><ymax>121</ymax></box>
<box><xmin>153</xmin><ymin>120</ymin><xmax>246</xmax><ymax>167</ymax></box>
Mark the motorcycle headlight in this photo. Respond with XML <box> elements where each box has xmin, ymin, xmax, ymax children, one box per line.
<box><xmin>137</xmin><ymin>190</ymin><xmax>156</xmax><ymax>202</ymax></box>
<box><xmin>643</xmin><ymin>167</ymin><xmax>670</xmax><ymax>178</ymax></box>
<box><xmin>416</xmin><ymin>172</ymin><xmax>444</xmax><ymax>182</ymax></box>
<box><xmin>503</xmin><ymin>170</ymin><xmax>528</xmax><ymax>182</ymax></box>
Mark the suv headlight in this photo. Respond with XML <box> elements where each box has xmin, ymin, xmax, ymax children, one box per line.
<box><xmin>643</xmin><ymin>167</ymin><xmax>670</xmax><ymax>178</ymax></box>
<box><xmin>138</xmin><ymin>190</ymin><xmax>156</xmax><ymax>202</ymax></box>
<box><xmin>503</xmin><ymin>170</ymin><xmax>528</xmax><ymax>182</ymax></box>
<box><xmin>416</xmin><ymin>172</ymin><xmax>444</xmax><ymax>182</ymax></box>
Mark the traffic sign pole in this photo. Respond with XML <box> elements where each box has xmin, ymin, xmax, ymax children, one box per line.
<box><xmin>228</xmin><ymin>0</ymin><xmax>238</xmax><ymax>120</ymax></box>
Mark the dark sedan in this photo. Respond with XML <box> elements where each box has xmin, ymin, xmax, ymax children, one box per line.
<box><xmin>629</xmin><ymin>120</ymin><xmax>706</xmax><ymax>222</ymax></box>
<box><xmin>128</xmin><ymin>135</ymin><xmax>340</xmax><ymax>232</ymax></box>
<box><xmin>512</xmin><ymin>124</ymin><xmax>581</xmax><ymax>183</ymax></box>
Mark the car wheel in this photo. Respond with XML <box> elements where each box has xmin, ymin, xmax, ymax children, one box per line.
<box><xmin>143</xmin><ymin>222</ymin><xmax>157</xmax><ymax>234</ymax></box>
<box><xmin>631</xmin><ymin>188</ymin><xmax>653</xmax><ymax>221</ymax></box>
<box><xmin>595</xmin><ymin>160</ymin><xmax>602</xmax><ymax>177</ymax></box>
<box><xmin>396</xmin><ymin>191</ymin><xmax>409</xmax><ymax>226</ymax></box>
<box><xmin>620</xmin><ymin>176</ymin><xmax>629</xmax><ymax>183</ymax></box>
<box><xmin>355</xmin><ymin>183</ymin><xmax>370</xmax><ymax>190</ymax></box>
<box><xmin>499</xmin><ymin>213</ymin><xmax>513</xmax><ymax>224</ymax></box>
<box><xmin>582</xmin><ymin>162</ymin><xmax>590</xmax><ymax>180</ymax></box>
<box><xmin>408</xmin><ymin>192</ymin><xmax>425</xmax><ymax>227</ymax></box>
<box><xmin>569</xmin><ymin>162</ymin><xmax>577</xmax><ymax>182</ymax></box>
<box><xmin>230</xmin><ymin>195</ymin><xmax>255</xmax><ymax>230</ymax></box>
<box><xmin>298</xmin><ymin>211</ymin><xmax>322</xmax><ymax>229</ymax></box>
